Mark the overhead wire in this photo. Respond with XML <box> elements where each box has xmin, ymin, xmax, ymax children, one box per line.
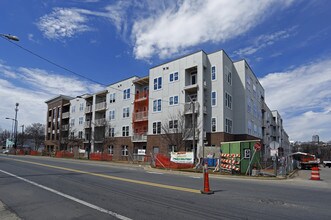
<box><xmin>1</xmin><ymin>36</ymin><xmax>196</xmax><ymax>107</ymax></box>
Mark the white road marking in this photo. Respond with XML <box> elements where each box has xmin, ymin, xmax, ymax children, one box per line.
<box><xmin>191</xmin><ymin>176</ymin><xmax>202</xmax><ymax>179</ymax></box>
<box><xmin>146</xmin><ymin>171</ymin><xmax>164</xmax><ymax>175</ymax></box>
<box><xmin>0</xmin><ymin>169</ymin><xmax>131</xmax><ymax>220</ymax></box>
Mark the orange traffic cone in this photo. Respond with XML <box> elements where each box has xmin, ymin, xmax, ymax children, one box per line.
<box><xmin>310</xmin><ymin>166</ymin><xmax>320</xmax><ymax>180</ymax></box>
<box><xmin>201</xmin><ymin>163</ymin><xmax>214</xmax><ymax>194</ymax></box>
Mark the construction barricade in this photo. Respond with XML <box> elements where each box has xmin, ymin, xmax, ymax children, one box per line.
<box><xmin>90</xmin><ymin>152</ymin><xmax>113</xmax><ymax>161</ymax></box>
<box><xmin>153</xmin><ymin>153</ymin><xmax>194</xmax><ymax>169</ymax></box>
<box><xmin>310</xmin><ymin>167</ymin><xmax>320</xmax><ymax>180</ymax></box>
<box><xmin>55</xmin><ymin>151</ymin><xmax>74</xmax><ymax>158</ymax></box>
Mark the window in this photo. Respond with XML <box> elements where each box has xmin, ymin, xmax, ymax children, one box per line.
<box><xmin>191</xmin><ymin>73</ymin><xmax>197</xmax><ymax>85</ymax></box>
<box><xmin>211</xmin><ymin>118</ymin><xmax>216</xmax><ymax>132</ymax></box>
<box><xmin>71</xmin><ymin>106</ymin><xmax>76</xmax><ymax>113</ymax></box>
<box><xmin>79</xmin><ymin>103</ymin><xmax>84</xmax><ymax>111</ymax></box>
<box><xmin>109</xmin><ymin>93</ymin><xmax>116</xmax><ymax>103</ymax></box>
<box><xmin>153</xmin><ymin>77</ymin><xmax>162</xmax><ymax>90</ymax></box>
<box><xmin>169</xmin><ymin>95</ymin><xmax>179</xmax><ymax>106</ymax></box>
<box><xmin>79</xmin><ymin>117</ymin><xmax>83</xmax><ymax>125</ymax></box>
<box><xmin>109</xmin><ymin>110</ymin><xmax>115</xmax><ymax>120</ymax></box>
<box><xmin>169</xmin><ymin>72</ymin><xmax>179</xmax><ymax>82</ymax></box>
<box><xmin>211</xmin><ymin>66</ymin><xmax>216</xmax><ymax>80</ymax></box>
<box><xmin>169</xmin><ymin>120</ymin><xmax>178</xmax><ymax>129</ymax></box>
<box><xmin>70</xmin><ymin>119</ymin><xmax>75</xmax><ymax>127</ymax></box>
<box><xmin>253</xmin><ymin>84</ymin><xmax>257</xmax><ymax>97</ymax></box>
<box><xmin>108</xmin><ymin>145</ymin><xmax>114</xmax><ymax>155</ymax></box>
<box><xmin>226</xmin><ymin>118</ymin><xmax>232</xmax><ymax>133</ymax></box>
<box><xmin>247</xmin><ymin>96</ymin><xmax>251</xmax><ymax>113</ymax></box>
<box><xmin>153</xmin><ymin>122</ymin><xmax>161</xmax><ymax>134</ymax></box>
<box><xmin>248</xmin><ymin>120</ymin><xmax>252</xmax><ymax>135</ymax></box>
<box><xmin>57</xmin><ymin>107</ymin><xmax>61</xmax><ymax>118</ymax></box>
<box><xmin>78</xmin><ymin>131</ymin><xmax>83</xmax><ymax>139</ymax></box>
<box><xmin>246</xmin><ymin>75</ymin><xmax>251</xmax><ymax>90</ymax></box>
<box><xmin>211</xmin><ymin>91</ymin><xmax>216</xmax><ymax>106</ymax></box>
<box><xmin>109</xmin><ymin>127</ymin><xmax>115</xmax><ymax>137</ymax></box>
<box><xmin>225</xmin><ymin>92</ymin><xmax>232</xmax><ymax>109</ymax></box>
<box><xmin>70</xmin><ymin>132</ymin><xmax>75</xmax><ymax>139</ymax></box>
<box><xmin>123</xmin><ymin>107</ymin><xmax>130</xmax><ymax>118</ymax></box>
<box><xmin>227</xmin><ymin>70</ymin><xmax>232</xmax><ymax>85</ymax></box>
<box><xmin>123</xmin><ymin>89</ymin><xmax>130</xmax><ymax>100</ymax></box>
<box><xmin>153</xmin><ymin>99</ymin><xmax>162</xmax><ymax>112</ymax></box>
<box><xmin>122</xmin><ymin>145</ymin><xmax>128</xmax><ymax>156</ymax></box>
<box><xmin>122</xmin><ymin>126</ymin><xmax>129</xmax><ymax>136</ymax></box>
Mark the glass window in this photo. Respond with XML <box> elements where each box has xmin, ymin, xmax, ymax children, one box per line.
<box><xmin>123</xmin><ymin>89</ymin><xmax>130</xmax><ymax>100</ymax></box>
<box><xmin>153</xmin><ymin>122</ymin><xmax>161</xmax><ymax>134</ymax></box>
<box><xmin>225</xmin><ymin>92</ymin><xmax>232</xmax><ymax>109</ymax></box>
<box><xmin>211</xmin><ymin>66</ymin><xmax>216</xmax><ymax>80</ymax></box>
<box><xmin>211</xmin><ymin>91</ymin><xmax>216</xmax><ymax>106</ymax></box>
<box><xmin>123</xmin><ymin>107</ymin><xmax>129</xmax><ymax>118</ymax></box>
<box><xmin>109</xmin><ymin>127</ymin><xmax>115</xmax><ymax>137</ymax></box>
<box><xmin>121</xmin><ymin>145</ymin><xmax>128</xmax><ymax>156</ymax></box>
<box><xmin>226</xmin><ymin>118</ymin><xmax>232</xmax><ymax>133</ymax></box>
<box><xmin>110</xmin><ymin>93</ymin><xmax>116</xmax><ymax>103</ymax></box>
<box><xmin>122</xmin><ymin>126</ymin><xmax>129</xmax><ymax>136</ymax></box>
<box><xmin>169</xmin><ymin>97</ymin><xmax>174</xmax><ymax>105</ymax></box>
<box><xmin>109</xmin><ymin>110</ymin><xmax>115</xmax><ymax>120</ymax></box>
<box><xmin>211</xmin><ymin>118</ymin><xmax>216</xmax><ymax>132</ymax></box>
<box><xmin>79</xmin><ymin>117</ymin><xmax>83</xmax><ymax>125</ymax></box>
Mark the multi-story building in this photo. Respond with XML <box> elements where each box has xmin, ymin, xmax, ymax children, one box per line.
<box><xmin>44</xmin><ymin>49</ymin><xmax>289</xmax><ymax>160</ymax></box>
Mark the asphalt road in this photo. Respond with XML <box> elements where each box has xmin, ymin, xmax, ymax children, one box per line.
<box><xmin>0</xmin><ymin>155</ymin><xmax>330</xmax><ymax>220</ymax></box>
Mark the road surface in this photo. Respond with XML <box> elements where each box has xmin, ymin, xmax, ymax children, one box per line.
<box><xmin>0</xmin><ymin>155</ymin><xmax>330</xmax><ymax>220</ymax></box>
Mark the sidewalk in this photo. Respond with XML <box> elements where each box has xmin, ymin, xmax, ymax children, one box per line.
<box><xmin>0</xmin><ymin>201</ymin><xmax>20</xmax><ymax>220</ymax></box>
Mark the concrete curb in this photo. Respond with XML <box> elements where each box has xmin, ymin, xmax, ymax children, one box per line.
<box><xmin>0</xmin><ymin>201</ymin><xmax>20</xmax><ymax>220</ymax></box>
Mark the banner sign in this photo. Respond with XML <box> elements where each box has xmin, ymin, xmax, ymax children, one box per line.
<box><xmin>170</xmin><ymin>152</ymin><xmax>194</xmax><ymax>164</ymax></box>
<box><xmin>138</xmin><ymin>149</ymin><xmax>146</xmax><ymax>155</ymax></box>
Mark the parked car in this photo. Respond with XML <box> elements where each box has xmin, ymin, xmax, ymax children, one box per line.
<box><xmin>323</xmin><ymin>160</ymin><xmax>331</xmax><ymax>168</ymax></box>
<box><xmin>2</xmin><ymin>149</ymin><xmax>9</xmax><ymax>154</ymax></box>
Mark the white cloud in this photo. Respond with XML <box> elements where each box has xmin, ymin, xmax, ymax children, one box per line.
<box><xmin>37</xmin><ymin>8</ymin><xmax>93</xmax><ymax>40</ymax></box>
<box><xmin>0</xmin><ymin>64</ymin><xmax>103</xmax><ymax>131</ymax></box>
<box><xmin>131</xmin><ymin>0</ymin><xmax>294</xmax><ymax>60</ymax></box>
<box><xmin>260</xmin><ymin>59</ymin><xmax>331</xmax><ymax>141</ymax></box>
<box><xmin>234</xmin><ymin>27</ymin><xmax>296</xmax><ymax>57</ymax></box>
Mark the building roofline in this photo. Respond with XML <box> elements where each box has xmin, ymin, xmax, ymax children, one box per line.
<box><xmin>150</xmin><ymin>50</ymin><xmax>207</xmax><ymax>70</ymax></box>
<box><xmin>45</xmin><ymin>94</ymin><xmax>74</xmax><ymax>104</ymax></box>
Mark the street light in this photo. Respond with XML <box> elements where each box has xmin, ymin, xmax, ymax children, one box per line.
<box><xmin>14</xmin><ymin>103</ymin><xmax>19</xmax><ymax>148</ymax></box>
<box><xmin>0</xmin><ymin>33</ymin><xmax>19</xmax><ymax>41</ymax></box>
<box><xmin>77</xmin><ymin>96</ymin><xmax>92</xmax><ymax>160</ymax></box>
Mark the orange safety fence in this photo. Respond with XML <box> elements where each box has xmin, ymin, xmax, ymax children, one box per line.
<box><xmin>30</xmin><ymin>150</ymin><xmax>41</xmax><ymax>156</ymax></box>
<box><xmin>90</xmin><ymin>152</ymin><xmax>113</xmax><ymax>161</ymax></box>
<box><xmin>55</xmin><ymin>151</ymin><xmax>74</xmax><ymax>158</ymax></box>
<box><xmin>154</xmin><ymin>153</ymin><xmax>194</xmax><ymax>169</ymax></box>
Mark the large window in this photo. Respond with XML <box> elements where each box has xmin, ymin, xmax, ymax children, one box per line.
<box><xmin>226</xmin><ymin>67</ymin><xmax>232</xmax><ymax>85</ymax></box>
<box><xmin>153</xmin><ymin>99</ymin><xmax>162</xmax><ymax>112</ymax></box>
<box><xmin>109</xmin><ymin>93</ymin><xmax>116</xmax><ymax>103</ymax></box>
<box><xmin>122</xmin><ymin>126</ymin><xmax>129</xmax><ymax>136</ymax></box>
<box><xmin>169</xmin><ymin>72</ymin><xmax>179</xmax><ymax>82</ymax></box>
<box><xmin>79</xmin><ymin>103</ymin><xmax>84</xmax><ymax>111</ymax></box>
<box><xmin>225</xmin><ymin>92</ymin><xmax>232</xmax><ymax>109</ymax></box>
<box><xmin>109</xmin><ymin>127</ymin><xmax>115</xmax><ymax>137</ymax></box>
<box><xmin>169</xmin><ymin>120</ymin><xmax>178</xmax><ymax>129</ymax></box>
<box><xmin>79</xmin><ymin>117</ymin><xmax>83</xmax><ymax>125</ymax></box>
<box><xmin>108</xmin><ymin>145</ymin><xmax>114</xmax><ymax>155</ymax></box>
<box><xmin>211</xmin><ymin>91</ymin><xmax>217</xmax><ymax>106</ymax></box>
<box><xmin>211</xmin><ymin>118</ymin><xmax>216</xmax><ymax>132</ymax></box>
<box><xmin>211</xmin><ymin>66</ymin><xmax>216</xmax><ymax>80</ymax></box>
<box><xmin>123</xmin><ymin>89</ymin><xmax>130</xmax><ymax>100</ymax></box>
<box><xmin>70</xmin><ymin>119</ymin><xmax>75</xmax><ymax>127</ymax></box>
<box><xmin>71</xmin><ymin>106</ymin><xmax>76</xmax><ymax>113</ymax></box>
<box><xmin>78</xmin><ymin>131</ymin><xmax>83</xmax><ymax>139</ymax></box>
<box><xmin>169</xmin><ymin>96</ymin><xmax>179</xmax><ymax>106</ymax></box>
<box><xmin>225</xmin><ymin>118</ymin><xmax>232</xmax><ymax>133</ymax></box>
<box><xmin>153</xmin><ymin>122</ymin><xmax>161</xmax><ymax>134</ymax></box>
<box><xmin>153</xmin><ymin>77</ymin><xmax>162</xmax><ymax>90</ymax></box>
<box><xmin>109</xmin><ymin>110</ymin><xmax>115</xmax><ymax>120</ymax></box>
<box><xmin>121</xmin><ymin>145</ymin><xmax>128</xmax><ymax>156</ymax></box>
<box><xmin>123</xmin><ymin>107</ymin><xmax>130</xmax><ymax>118</ymax></box>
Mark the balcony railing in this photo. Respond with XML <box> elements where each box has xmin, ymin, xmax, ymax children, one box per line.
<box><xmin>95</xmin><ymin>118</ymin><xmax>106</xmax><ymax>127</ymax></box>
<box><xmin>84</xmin><ymin>121</ymin><xmax>91</xmax><ymax>128</ymax></box>
<box><xmin>131</xmin><ymin>133</ymin><xmax>147</xmax><ymax>142</ymax></box>
<box><xmin>184</xmin><ymin>102</ymin><xmax>199</xmax><ymax>114</ymax></box>
<box><xmin>95</xmin><ymin>102</ymin><xmax>107</xmax><ymax>111</ymax></box>
<box><xmin>62</xmin><ymin>112</ymin><xmax>70</xmax><ymax>119</ymax></box>
<box><xmin>133</xmin><ymin>111</ymin><xmax>148</xmax><ymax>122</ymax></box>
<box><xmin>85</xmin><ymin>105</ymin><xmax>92</xmax><ymax>113</ymax></box>
<box><xmin>135</xmin><ymin>91</ymin><xmax>149</xmax><ymax>102</ymax></box>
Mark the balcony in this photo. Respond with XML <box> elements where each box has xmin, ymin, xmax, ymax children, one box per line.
<box><xmin>84</xmin><ymin>121</ymin><xmax>91</xmax><ymax>128</ymax></box>
<box><xmin>131</xmin><ymin>133</ymin><xmax>147</xmax><ymax>142</ymax></box>
<box><xmin>62</xmin><ymin>124</ymin><xmax>69</xmax><ymax>131</ymax></box>
<box><xmin>85</xmin><ymin>105</ymin><xmax>92</xmax><ymax>113</ymax></box>
<box><xmin>95</xmin><ymin>118</ymin><xmax>106</xmax><ymax>127</ymax></box>
<box><xmin>184</xmin><ymin>102</ymin><xmax>199</xmax><ymax>114</ymax></box>
<box><xmin>62</xmin><ymin>112</ymin><xmax>70</xmax><ymax>119</ymax></box>
<box><xmin>133</xmin><ymin>111</ymin><xmax>148</xmax><ymax>122</ymax></box>
<box><xmin>183</xmin><ymin>83</ymin><xmax>198</xmax><ymax>92</ymax></box>
<box><xmin>134</xmin><ymin>91</ymin><xmax>149</xmax><ymax>102</ymax></box>
<box><xmin>95</xmin><ymin>102</ymin><xmax>107</xmax><ymax>111</ymax></box>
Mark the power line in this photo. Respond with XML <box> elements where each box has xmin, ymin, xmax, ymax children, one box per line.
<box><xmin>1</xmin><ymin>35</ymin><xmax>193</xmax><ymax>107</ymax></box>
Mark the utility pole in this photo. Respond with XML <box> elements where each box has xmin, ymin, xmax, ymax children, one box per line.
<box><xmin>14</xmin><ymin>103</ymin><xmax>19</xmax><ymax>148</ymax></box>
<box><xmin>192</xmin><ymin>100</ymin><xmax>196</xmax><ymax>164</ymax></box>
<box><xmin>21</xmin><ymin>125</ymin><xmax>24</xmax><ymax>148</ymax></box>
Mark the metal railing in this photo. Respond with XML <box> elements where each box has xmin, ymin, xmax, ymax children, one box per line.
<box><xmin>133</xmin><ymin>111</ymin><xmax>148</xmax><ymax>121</ymax></box>
<box><xmin>95</xmin><ymin>102</ymin><xmax>107</xmax><ymax>111</ymax></box>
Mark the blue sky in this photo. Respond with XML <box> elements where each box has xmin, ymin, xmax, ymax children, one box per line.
<box><xmin>1</xmin><ymin>0</ymin><xmax>330</xmax><ymax>142</ymax></box>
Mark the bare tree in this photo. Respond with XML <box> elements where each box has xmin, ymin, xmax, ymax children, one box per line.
<box><xmin>161</xmin><ymin>111</ymin><xmax>199</xmax><ymax>152</ymax></box>
<box><xmin>103</xmin><ymin>121</ymin><xmax>117</xmax><ymax>153</ymax></box>
<box><xmin>25</xmin><ymin>123</ymin><xmax>45</xmax><ymax>151</ymax></box>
